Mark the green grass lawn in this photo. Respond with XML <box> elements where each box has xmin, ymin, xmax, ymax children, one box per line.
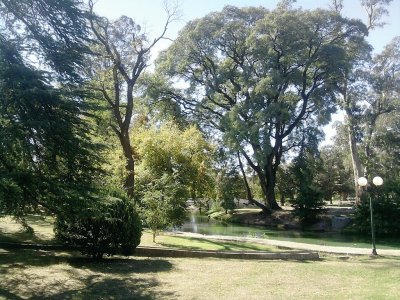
<box><xmin>1</xmin><ymin>215</ymin><xmax>400</xmax><ymax>299</ymax></box>
<box><xmin>0</xmin><ymin>248</ymin><xmax>399</xmax><ymax>299</ymax></box>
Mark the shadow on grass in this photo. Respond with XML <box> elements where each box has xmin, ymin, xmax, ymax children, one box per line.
<box><xmin>0</xmin><ymin>249</ymin><xmax>175</xmax><ymax>299</ymax></box>
<box><xmin>0</xmin><ymin>288</ymin><xmax>24</xmax><ymax>300</ymax></box>
<box><xmin>28</xmin><ymin>277</ymin><xmax>173</xmax><ymax>300</ymax></box>
<box><xmin>159</xmin><ymin>236</ymin><xmax>276</xmax><ymax>252</ymax></box>
<box><xmin>70</xmin><ymin>256</ymin><xmax>173</xmax><ymax>274</ymax></box>
<box><xmin>0</xmin><ymin>231</ymin><xmax>56</xmax><ymax>245</ymax></box>
<box><xmin>0</xmin><ymin>249</ymin><xmax>173</xmax><ymax>272</ymax></box>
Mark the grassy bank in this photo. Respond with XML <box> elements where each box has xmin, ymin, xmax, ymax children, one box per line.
<box><xmin>1</xmin><ymin>215</ymin><xmax>400</xmax><ymax>299</ymax></box>
<box><xmin>0</xmin><ymin>215</ymin><xmax>281</xmax><ymax>252</ymax></box>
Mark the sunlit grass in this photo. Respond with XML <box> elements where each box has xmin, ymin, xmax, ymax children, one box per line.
<box><xmin>140</xmin><ymin>231</ymin><xmax>281</xmax><ymax>252</ymax></box>
<box><xmin>0</xmin><ymin>215</ymin><xmax>56</xmax><ymax>244</ymax></box>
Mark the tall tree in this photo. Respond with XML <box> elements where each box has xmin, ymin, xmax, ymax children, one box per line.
<box><xmin>0</xmin><ymin>36</ymin><xmax>101</xmax><ymax>217</ymax></box>
<box><xmin>0</xmin><ymin>0</ymin><xmax>104</xmax><ymax>220</ymax></box>
<box><xmin>331</xmin><ymin>0</ymin><xmax>393</xmax><ymax>202</ymax></box>
<box><xmin>363</xmin><ymin>36</ymin><xmax>400</xmax><ymax>174</ymax></box>
<box><xmin>86</xmin><ymin>1</ymin><xmax>178</xmax><ymax>198</ymax></box>
<box><xmin>132</xmin><ymin>121</ymin><xmax>215</xmax><ymax>202</ymax></box>
<box><xmin>157</xmin><ymin>6</ymin><xmax>367</xmax><ymax>211</ymax></box>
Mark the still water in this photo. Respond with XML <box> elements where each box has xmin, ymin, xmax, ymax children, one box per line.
<box><xmin>175</xmin><ymin>213</ymin><xmax>400</xmax><ymax>249</ymax></box>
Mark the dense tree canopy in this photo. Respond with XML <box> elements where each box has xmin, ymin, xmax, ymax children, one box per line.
<box><xmin>132</xmin><ymin>121</ymin><xmax>215</xmax><ymax>201</ymax></box>
<box><xmin>0</xmin><ymin>36</ymin><xmax>101</xmax><ymax>217</ymax></box>
<box><xmin>1</xmin><ymin>0</ymin><xmax>399</xmax><ymax>242</ymax></box>
<box><xmin>157</xmin><ymin>6</ymin><xmax>368</xmax><ymax>210</ymax></box>
<box><xmin>0</xmin><ymin>0</ymin><xmax>91</xmax><ymax>82</ymax></box>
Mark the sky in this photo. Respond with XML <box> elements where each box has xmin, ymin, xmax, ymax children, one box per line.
<box><xmin>91</xmin><ymin>0</ymin><xmax>400</xmax><ymax>145</ymax></box>
<box><xmin>92</xmin><ymin>0</ymin><xmax>400</xmax><ymax>53</ymax></box>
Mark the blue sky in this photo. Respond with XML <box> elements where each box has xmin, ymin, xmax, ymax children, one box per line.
<box><xmin>93</xmin><ymin>0</ymin><xmax>400</xmax><ymax>54</ymax></box>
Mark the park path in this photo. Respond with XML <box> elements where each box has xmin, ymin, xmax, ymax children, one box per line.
<box><xmin>171</xmin><ymin>231</ymin><xmax>400</xmax><ymax>257</ymax></box>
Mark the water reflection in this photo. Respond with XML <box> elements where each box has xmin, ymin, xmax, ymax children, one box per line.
<box><xmin>174</xmin><ymin>213</ymin><xmax>400</xmax><ymax>249</ymax></box>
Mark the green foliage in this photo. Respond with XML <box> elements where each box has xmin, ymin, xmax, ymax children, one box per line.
<box><xmin>140</xmin><ymin>174</ymin><xmax>187</xmax><ymax>242</ymax></box>
<box><xmin>133</xmin><ymin>122</ymin><xmax>215</xmax><ymax>201</ymax></box>
<box><xmin>276</xmin><ymin>165</ymin><xmax>296</xmax><ymax>205</ymax></box>
<box><xmin>0</xmin><ymin>36</ymin><xmax>102</xmax><ymax>217</ymax></box>
<box><xmin>215</xmin><ymin>169</ymin><xmax>245</xmax><ymax>213</ymax></box>
<box><xmin>0</xmin><ymin>0</ymin><xmax>90</xmax><ymax>82</ymax></box>
<box><xmin>290</xmin><ymin>151</ymin><xmax>325</xmax><ymax>225</ymax></box>
<box><xmin>157</xmin><ymin>5</ymin><xmax>368</xmax><ymax>209</ymax></box>
<box><xmin>353</xmin><ymin>183</ymin><xmax>400</xmax><ymax>237</ymax></box>
<box><xmin>55</xmin><ymin>194</ymin><xmax>142</xmax><ymax>259</ymax></box>
<box><xmin>318</xmin><ymin>144</ymin><xmax>354</xmax><ymax>202</ymax></box>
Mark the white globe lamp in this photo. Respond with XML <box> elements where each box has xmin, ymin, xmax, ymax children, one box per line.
<box><xmin>372</xmin><ymin>176</ymin><xmax>383</xmax><ymax>186</ymax></box>
<box><xmin>357</xmin><ymin>177</ymin><xmax>368</xmax><ymax>187</ymax></box>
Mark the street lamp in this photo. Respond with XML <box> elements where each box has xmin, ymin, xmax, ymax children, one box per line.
<box><xmin>357</xmin><ymin>176</ymin><xmax>383</xmax><ymax>256</ymax></box>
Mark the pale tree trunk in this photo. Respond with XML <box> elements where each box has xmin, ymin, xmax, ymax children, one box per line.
<box><xmin>347</xmin><ymin>122</ymin><xmax>363</xmax><ymax>204</ymax></box>
<box><xmin>343</xmin><ymin>81</ymin><xmax>363</xmax><ymax>204</ymax></box>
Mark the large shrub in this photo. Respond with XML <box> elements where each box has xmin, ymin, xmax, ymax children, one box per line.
<box><xmin>352</xmin><ymin>185</ymin><xmax>400</xmax><ymax>237</ymax></box>
<box><xmin>289</xmin><ymin>151</ymin><xmax>325</xmax><ymax>225</ymax></box>
<box><xmin>55</xmin><ymin>196</ymin><xmax>142</xmax><ymax>259</ymax></box>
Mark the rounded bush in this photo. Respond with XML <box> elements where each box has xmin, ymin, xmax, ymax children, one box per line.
<box><xmin>55</xmin><ymin>197</ymin><xmax>142</xmax><ymax>259</ymax></box>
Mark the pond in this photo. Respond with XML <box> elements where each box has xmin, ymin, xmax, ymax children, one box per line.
<box><xmin>175</xmin><ymin>213</ymin><xmax>400</xmax><ymax>250</ymax></box>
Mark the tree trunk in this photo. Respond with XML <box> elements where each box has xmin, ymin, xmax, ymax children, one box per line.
<box><xmin>237</xmin><ymin>152</ymin><xmax>270</xmax><ymax>213</ymax></box>
<box><xmin>255</xmin><ymin>169</ymin><xmax>281</xmax><ymax>211</ymax></box>
<box><xmin>342</xmin><ymin>79</ymin><xmax>363</xmax><ymax>205</ymax></box>
<box><xmin>264</xmin><ymin>162</ymin><xmax>282</xmax><ymax>210</ymax></box>
<box><xmin>120</xmin><ymin>133</ymin><xmax>135</xmax><ymax>199</ymax></box>
<box><xmin>240</xmin><ymin>151</ymin><xmax>281</xmax><ymax>211</ymax></box>
<box><xmin>346</xmin><ymin>113</ymin><xmax>363</xmax><ymax>204</ymax></box>
<box><xmin>280</xmin><ymin>195</ymin><xmax>285</xmax><ymax>206</ymax></box>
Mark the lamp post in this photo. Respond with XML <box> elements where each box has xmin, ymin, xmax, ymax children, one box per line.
<box><xmin>357</xmin><ymin>176</ymin><xmax>383</xmax><ymax>256</ymax></box>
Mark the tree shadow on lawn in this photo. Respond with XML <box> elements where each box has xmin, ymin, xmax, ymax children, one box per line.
<box><xmin>0</xmin><ymin>249</ymin><xmax>175</xmax><ymax>299</ymax></box>
<box><xmin>28</xmin><ymin>277</ymin><xmax>174</xmax><ymax>300</ymax></box>
<box><xmin>350</xmin><ymin>255</ymin><xmax>400</xmax><ymax>269</ymax></box>
<box><xmin>0</xmin><ymin>231</ymin><xmax>55</xmax><ymax>245</ymax></box>
<box><xmin>0</xmin><ymin>287</ymin><xmax>24</xmax><ymax>300</ymax></box>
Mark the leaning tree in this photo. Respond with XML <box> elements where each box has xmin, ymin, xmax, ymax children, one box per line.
<box><xmin>157</xmin><ymin>6</ymin><xmax>368</xmax><ymax>211</ymax></box>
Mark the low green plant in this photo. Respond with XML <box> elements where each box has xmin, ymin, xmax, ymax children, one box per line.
<box><xmin>140</xmin><ymin>173</ymin><xmax>187</xmax><ymax>242</ymax></box>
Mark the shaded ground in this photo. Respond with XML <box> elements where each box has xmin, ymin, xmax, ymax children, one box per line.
<box><xmin>1</xmin><ymin>248</ymin><xmax>400</xmax><ymax>299</ymax></box>
<box><xmin>0</xmin><ymin>248</ymin><xmax>174</xmax><ymax>299</ymax></box>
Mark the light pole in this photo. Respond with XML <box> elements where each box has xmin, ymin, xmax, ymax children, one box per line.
<box><xmin>357</xmin><ymin>176</ymin><xmax>383</xmax><ymax>256</ymax></box>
